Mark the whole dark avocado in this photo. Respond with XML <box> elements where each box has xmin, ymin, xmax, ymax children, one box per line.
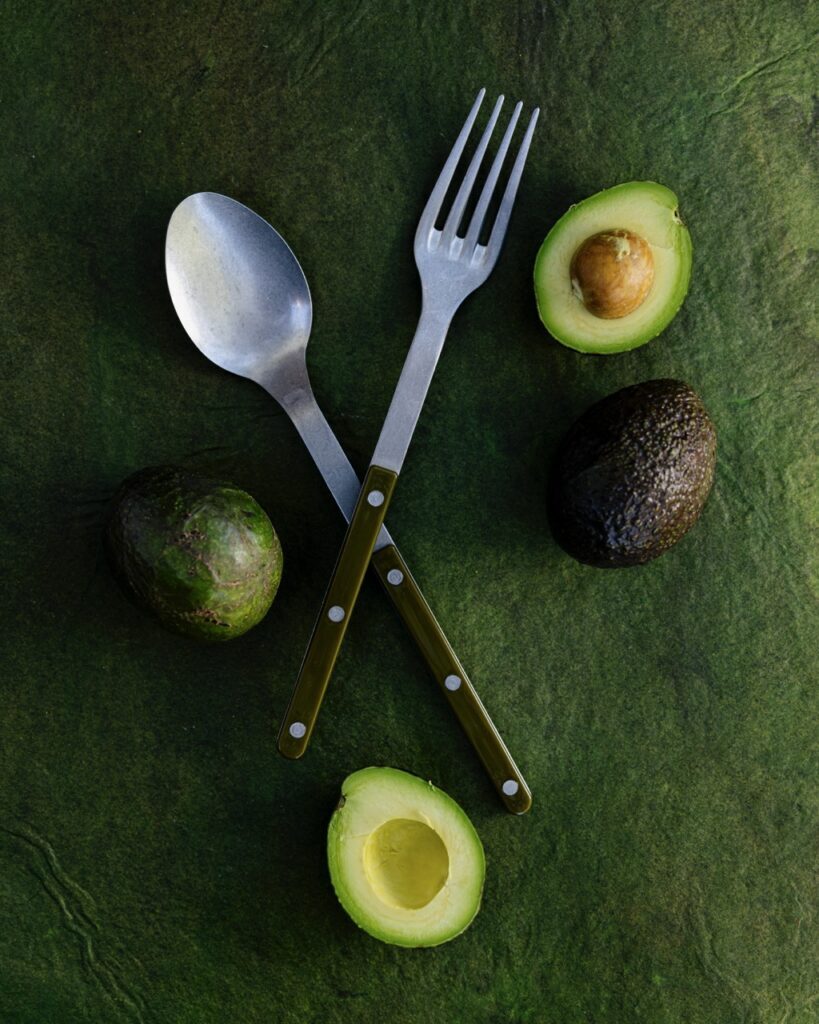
<box><xmin>549</xmin><ymin>380</ymin><xmax>716</xmax><ymax>568</ymax></box>
<box><xmin>107</xmin><ymin>466</ymin><xmax>283</xmax><ymax>640</ymax></box>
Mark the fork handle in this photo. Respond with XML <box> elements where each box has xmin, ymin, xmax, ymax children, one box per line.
<box><xmin>371</xmin><ymin>544</ymin><xmax>532</xmax><ymax>814</ymax></box>
<box><xmin>277</xmin><ymin>464</ymin><xmax>397</xmax><ymax>758</ymax></box>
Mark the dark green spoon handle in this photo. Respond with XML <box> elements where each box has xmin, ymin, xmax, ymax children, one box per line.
<box><xmin>372</xmin><ymin>544</ymin><xmax>532</xmax><ymax>814</ymax></box>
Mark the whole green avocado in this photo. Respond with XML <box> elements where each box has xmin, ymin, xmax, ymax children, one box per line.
<box><xmin>549</xmin><ymin>380</ymin><xmax>716</xmax><ymax>568</ymax></box>
<box><xmin>107</xmin><ymin>466</ymin><xmax>283</xmax><ymax>640</ymax></box>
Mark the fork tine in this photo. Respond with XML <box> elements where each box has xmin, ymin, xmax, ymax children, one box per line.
<box><xmin>414</xmin><ymin>88</ymin><xmax>486</xmax><ymax>249</ymax></box>
<box><xmin>439</xmin><ymin>94</ymin><xmax>504</xmax><ymax>248</ymax></box>
<box><xmin>463</xmin><ymin>100</ymin><xmax>522</xmax><ymax>256</ymax></box>
<box><xmin>482</xmin><ymin>106</ymin><xmax>539</xmax><ymax>265</ymax></box>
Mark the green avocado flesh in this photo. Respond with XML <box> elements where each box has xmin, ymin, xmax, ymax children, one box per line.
<box><xmin>534</xmin><ymin>181</ymin><xmax>692</xmax><ymax>353</ymax></box>
<box><xmin>327</xmin><ymin>768</ymin><xmax>485</xmax><ymax>948</ymax></box>
<box><xmin>106</xmin><ymin>466</ymin><xmax>283</xmax><ymax>640</ymax></box>
<box><xmin>549</xmin><ymin>380</ymin><xmax>716</xmax><ymax>567</ymax></box>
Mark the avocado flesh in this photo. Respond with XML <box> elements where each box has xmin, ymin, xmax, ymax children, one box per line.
<box><xmin>549</xmin><ymin>380</ymin><xmax>716</xmax><ymax>567</ymax></box>
<box><xmin>327</xmin><ymin>767</ymin><xmax>485</xmax><ymax>948</ymax></box>
<box><xmin>534</xmin><ymin>181</ymin><xmax>692</xmax><ymax>353</ymax></box>
<box><xmin>107</xmin><ymin>466</ymin><xmax>283</xmax><ymax>640</ymax></box>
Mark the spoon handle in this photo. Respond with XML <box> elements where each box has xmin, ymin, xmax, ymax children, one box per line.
<box><xmin>371</xmin><ymin>545</ymin><xmax>532</xmax><ymax>814</ymax></box>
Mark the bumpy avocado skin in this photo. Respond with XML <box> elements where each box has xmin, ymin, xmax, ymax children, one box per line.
<box><xmin>549</xmin><ymin>380</ymin><xmax>716</xmax><ymax>568</ymax></box>
<box><xmin>107</xmin><ymin>466</ymin><xmax>283</xmax><ymax>640</ymax></box>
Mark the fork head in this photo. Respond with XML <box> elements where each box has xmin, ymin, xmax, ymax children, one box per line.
<box><xmin>414</xmin><ymin>89</ymin><xmax>539</xmax><ymax>304</ymax></box>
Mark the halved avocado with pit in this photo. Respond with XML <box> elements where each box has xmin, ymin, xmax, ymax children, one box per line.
<box><xmin>327</xmin><ymin>767</ymin><xmax>485</xmax><ymax>948</ymax></box>
<box><xmin>534</xmin><ymin>181</ymin><xmax>692</xmax><ymax>354</ymax></box>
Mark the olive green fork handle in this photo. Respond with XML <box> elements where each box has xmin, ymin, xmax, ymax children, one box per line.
<box><xmin>278</xmin><ymin>465</ymin><xmax>398</xmax><ymax>759</ymax></box>
<box><xmin>371</xmin><ymin>545</ymin><xmax>531</xmax><ymax>814</ymax></box>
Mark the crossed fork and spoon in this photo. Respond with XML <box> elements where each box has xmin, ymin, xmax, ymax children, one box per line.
<box><xmin>166</xmin><ymin>90</ymin><xmax>539</xmax><ymax>813</ymax></box>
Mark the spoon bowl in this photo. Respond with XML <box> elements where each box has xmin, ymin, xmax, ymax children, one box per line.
<box><xmin>166</xmin><ymin>192</ymin><xmax>312</xmax><ymax>400</ymax></box>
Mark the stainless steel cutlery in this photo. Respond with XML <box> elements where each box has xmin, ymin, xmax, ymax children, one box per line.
<box><xmin>277</xmin><ymin>90</ymin><xmax>538</xmax><ymax>784</ymax></box>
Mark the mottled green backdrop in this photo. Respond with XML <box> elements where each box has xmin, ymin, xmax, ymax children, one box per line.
<box><xmin>1</xmin><ymin>2</ymin><xmax>817</xmax><ymax>1022</ymax></box>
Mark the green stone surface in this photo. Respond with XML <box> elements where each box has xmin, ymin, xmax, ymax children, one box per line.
<box><xmin>1</xmin><ymin>2</ymin><xmax>816</xmax><ymax>1022</ymax></box>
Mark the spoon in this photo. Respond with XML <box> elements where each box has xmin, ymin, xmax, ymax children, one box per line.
<box><xmin>165</xmin><ymin>192</ymin><xmax>531</xmax><ymax>814</ymax></box>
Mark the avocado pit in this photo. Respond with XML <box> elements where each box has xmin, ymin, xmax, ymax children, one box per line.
<box><xmin>570</xmin><ymin>228</ymin><xmax>654</xmax><ymax>319</ymax></box>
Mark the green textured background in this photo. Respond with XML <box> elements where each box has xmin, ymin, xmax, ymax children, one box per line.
<box><xmin>2</xmin><ymin>2</ymin><xmax>817</xmax><ymax>1021</ymax></box>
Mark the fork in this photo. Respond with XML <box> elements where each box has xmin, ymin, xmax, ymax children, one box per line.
<box><xmin>278</xmin><ymin>90</ymin><xmax>539</xmax><ymax>791</ymax></box>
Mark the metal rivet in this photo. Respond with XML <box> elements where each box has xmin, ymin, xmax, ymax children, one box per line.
<box><xmin>502</xmin><ymin>779</ymin><xmax>519</xmax><ymax>796</ymax></box>
<box><xmin>387</xmin><ymin>569</ymin><xmax>404</xmax><ymax>586</ymax></box>
<box><xmin>367</xmin><ymin>490</ymin><xmax>385</xmax><ymax>507</ymax></box>
<box><xmin>328</xmin><ymin>605</ymin><xmax>345</xmax><ymax>622</ymax></box>
<box><xmin>444</xmin><ymin>674</ymin><xmax>461</xmax><ymax>691</ymax></box>
<box><xmin>289</xmin><ymin>722</ymin><xmax>307</xmax><ymax>739</ymax></box>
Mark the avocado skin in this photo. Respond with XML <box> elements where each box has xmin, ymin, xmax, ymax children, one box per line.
<box><xmin>107</xmin><ymin>466</ymin><xmax>283</xmax><ymax>640</ymax></box>
<box><xmin>549</xmin><ymin>380</ymin><xmax>716</xmax><ymax>568</ymax></box>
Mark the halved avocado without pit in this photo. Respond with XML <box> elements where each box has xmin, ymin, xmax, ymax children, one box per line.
<box><xmin>327</xmin><ymin>767</ymin><xmax>485</xmax><ymax>947</ymax></box>
<box><xmin>534</xmin><ymin>181</ymin><xmax>692</xmax><ymax>353</ymax></box>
